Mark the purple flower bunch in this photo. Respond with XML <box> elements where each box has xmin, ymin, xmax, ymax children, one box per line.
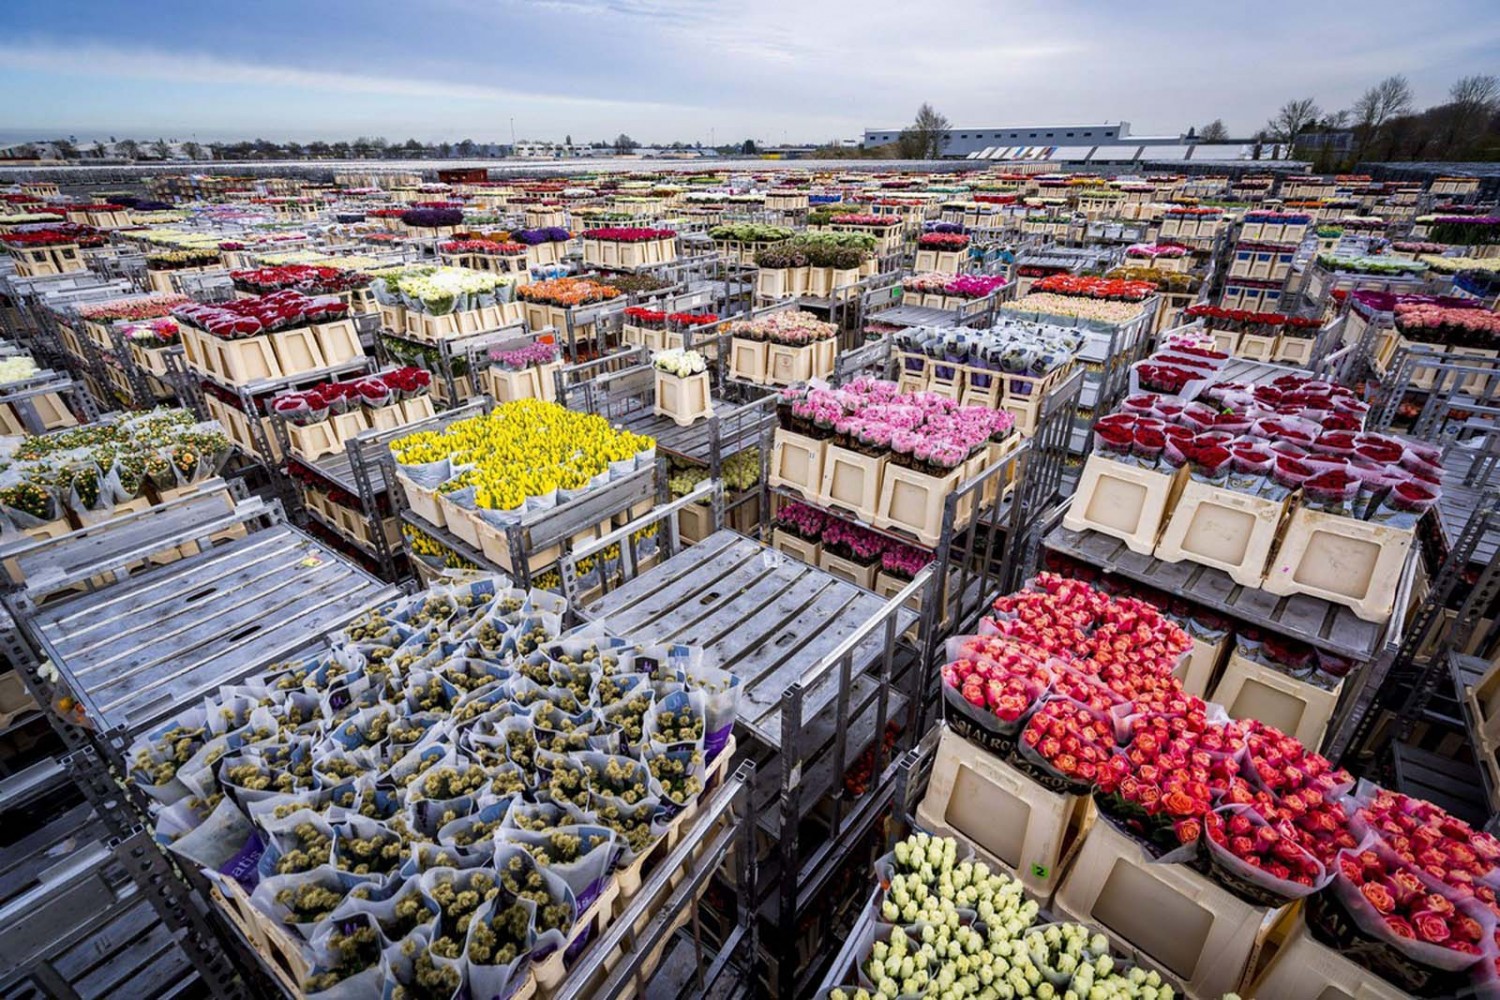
<box><xmin>924</xmin><ymin>222</ymin><xmax>967</xmax><ymax>235</ymax></box>
<box><xmin>512</xmin><ymin>227</ymin><xmax>572</xmax><ymax>245</ymax></box>
<box><xmin>400</xmin><ymin>207</ymin><xmax>464</xmax><ymax>228</ymax></box>
<box><xmin>490</xmin><ymin>341</ymin><xmax>560</xmax><ymax>371</ymax></box>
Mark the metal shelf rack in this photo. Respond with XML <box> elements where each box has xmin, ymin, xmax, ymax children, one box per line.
<box><xmin>379</xmin><ymin>398</ymin><xmax>660</xmax><ymax>588</ymax></box>
<box><xmin>0</xmin><ymin>486</ymin><xmax>397</xmax><ymax>1000</ymax></box>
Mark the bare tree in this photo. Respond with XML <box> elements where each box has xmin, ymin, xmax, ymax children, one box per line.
<box><xmin>1350</xmin><ymin>75</ymin><xmax>1412</xmax><ymax>163</ymax></box>
<box><xmin>907</xmin><ymin>103</ymin><xmax>951</xmax><ymax>159</ymax></box>
<box><xmin>151</xmin><ymin>138</ymin><xmax>171</xmax><ymax>159</ymax></box>
<box><xmin>1451</xmin><ymin>74</ymin><xmax>1500</xmax><ymax>113</ymax></box>
<box><xmin>614</xmin><ymin>133</ymin><xmax>638</xmax><ymax>153</ymax></box>
<box><xmin>1440</xmin><ymin>74</ymin><xmax>1499</xmax><ymax>158</ymax></box>
<box><xmin>456</xmin><ymin>139</ymin><xmax>477</xmax><ymax>157</ymax></box>
<box><xmin>182</xmin><ymin>141</ymin><xmax>203</xmax><ymax>160</ymax></box>
<box><xmin>1353</xmin><ymin>75</ymin><xmax>1413</xmax><ymax>130</ymax></box>
<box><xmin>117</xmin><ymin>138</ymin><xmax>141</xmax><ymax>160</ymax></box>
<box><xmin>1198</xmin><ymin>119</ymin><xmax>1229</xmax><ymax>142</ymax></box>
<box><xmin>1265</xmin><ymin>98</ymin><xmax>1321</xmax><ymax>157</ymax></box>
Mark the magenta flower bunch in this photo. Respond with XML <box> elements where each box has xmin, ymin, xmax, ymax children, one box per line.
<box><xmin>490</xmin><ymin>342</ymin><xmax>560</xmax><ymax>371</ymax></box>
<box><xmin>944</xmin><ymin>274</ymin><xmax>1008</xmax><ymax>299</ymax></box>
<box><xmin>773</xmin><ymin>501</ymin><xmax>828</xmax><ymax>540</ymax></box>
<box><xmin>822</xmin><ymin>518</ymin><xmax>889</xmax><ymax>564</ymax></box>
<box><xmin>882</xmin><ymin>543</ymin><xmax>933</xmax><ymax>580</ymax></box>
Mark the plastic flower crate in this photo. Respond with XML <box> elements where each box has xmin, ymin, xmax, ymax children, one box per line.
<box><xmin>1465</xmin><ymin>659</ymin><xmax>1500</xmax><ymax>746</ymax></box>
<box><xmin>377</xmin><ymin>303</ymin><xmax>405</xmax><ymax>333</ymax></box>
<box><xmin>1244</xmin><ymin>910</ymin><xmax>1407</xmax><ymax>1000</ymax></box>
<box><xmin>765</xmin><ymin>342</ymin><xmax>816</xmax><ymax>386</ymax></box>
<box><xmin>729</xmin><ymin>337</ymin><xmax>768</xmax><ymax>383</ymax></box>
<box><xmin>267</xmin><ymin>327</ymin><xmax>327</xmax><ymax>376</ymax></box>
<box><xmin>1271</xmin><ymin>334</ymin><xmax>1317</xmax><ymax>367</ymax></box>
<box><xmin>771</xmin><ymin>527</ymin><xmax>820</xmax><ymax>565</ymax></box>
<box><xmin>818</xmin><ymin>549</ymin><xmax>878</xmax><ymax>590</ymax></box>
<box><xmin>1261</xmin><ymin>507</ymin><xmax>1416</xmax><ymax>622</ymax></box>
<box><xmin>213</xmin><ymin>336</ymin><xmax>282</xmax><ymax>386</ymax></box>
<box><xmin>1235</xmin><ymin>331</ymin><xmax>1279</xmax><ymax>362</ymax></box>
<box><xmin>313</xmin><ymin>318</ymin><xmax>363</xmax><ymax>365</ymax></box>
<box><xmin>914</xmin><ymin>248</ymin><xmax>965</xmax><ymax>274</ymax></box>
<box><xmin>873</xmin><ymin>462</ymin><xmax>967</xmax><ymax>548</ymax></box>
<box><xmin>1209</xmin><ymin>651</ymin><xmax>1342</xmax><ymax>749</ymax></box>
<box><xmin>1062</xmin><ymin>455</ymin><xmax>1184</xmax><ymax>555</ymax></box>
<box><xmin>1153</xmin><ymin>479</ymin><xmax>1288</xmax><ymax>588</ymax></box>
<box><xmin>1054</xmin><ymin>816</ymin><xmax>1289</xmax><ymax>999</ymax></box>
<box><xmin>396</xmin><ymin>472</ymin><xmax>445</xmax><ymax>528</ymax></box>
<box><xmin>677</xmin><ymin>501</ymin><xmax>713</xmax><ymax>544</ymax></box>
<box><xmin>287</xmin><ymin>420</ymin><xmax>340</xmax><ymax>461</ymax></box>
<box><xmin>435</xmin><ymin>494</ymin><xmax>483</xmax><ymax>548</ymax></box>
<box><xmin>916</xmin><ymin>725</ymin><xmax>1095</xmax><ymax>900</ymax></box>
<box><xmin>653</xmin><ymin>370</ymin><xmax>712</xmax><ymax>427</ymax></box>
<box><xmin>1176</xmin><ymin>631</ymin><xmax>1232</xmax><ymax>700</ymax></box>
<box><xmin>818</xmin><ymin>445</ymin><xmax>886</xmax><ymax>523</ymax></box>
<box><xmin>769</xmin><ymin>429</ymin><xmax>824</xmax><ymax>499</ymax></box>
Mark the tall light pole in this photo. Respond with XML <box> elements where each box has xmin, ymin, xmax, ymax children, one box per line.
<box><xmin>509</xmin><ymin>117</ymin><xmax>516</xmax><ymax>155</ymax></box>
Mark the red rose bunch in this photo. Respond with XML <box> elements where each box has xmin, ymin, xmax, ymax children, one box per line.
<box><xmin>1242</xmin><ymin>721</ymin><xmax>1352</xmax><ymax>803</ymax></box>
<box><xmin>379</xmin><ymin>367</ymin><xmax>431</xmax><ymax>397</ymax></box>
<box><xmin>1020</xmin><ymin>699</ymin><xmax>1116</xmax><ymax>787</ymax></box>
<box><xmin>1355</xmin><ymin>788</ymin><xmax>1500</xmax><ymax>901</ymax></box>
<box><xmin>1221</xmin><ymin>775</ymin><xmax>1356</xmax><ymax>867</ymax></box>
<box><xmin>1097</xmin><ymin>711</ymin><xmax>1242</xmax><ymax>846</ymax></box>
<box><xmin>1205</xmin><ymin>803</ymin><xmax>1327</xmax><ymax>889</ymax></box>
<box><xmin>1032</xmin><ymin>274</ymin><xmax>1156</xmax><ymax>302</ymax></box>
<box><xmin>917</xmin><ymin>232</ymin><xmax>970</xmax><ymax>250</ymax></box>
<box><xmin>174</xmin><ymin>291</ymin><xmax>348</xmax><ymax>339</ymax></box>
<box><xmin>229</xmin><ymin>263</ymin><xmax>370</xmax><ymax>296</ymax></box>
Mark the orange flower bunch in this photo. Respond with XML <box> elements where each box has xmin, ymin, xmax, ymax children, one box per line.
<box><xmin>517</xmin><ymin>276</ymin><xmax>622</xmax><ymax>308</ymax></box>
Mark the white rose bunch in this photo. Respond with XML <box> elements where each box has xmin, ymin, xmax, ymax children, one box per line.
<box><xmin>653</xmin><ymin>349</ymin><xmax>707</xmax><ymax>377</ymax></box>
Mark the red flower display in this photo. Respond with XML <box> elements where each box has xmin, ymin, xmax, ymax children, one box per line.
<box><xmin>1032</xmin><ymin>274</ymin><xmax>1157</xmax><ymax>302</ymax></box>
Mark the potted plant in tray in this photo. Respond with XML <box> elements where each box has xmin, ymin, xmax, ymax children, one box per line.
<box><xmin>652</xmin><ymin>349</ymin><xmax>712</xmax><ymax>427</ymax></box>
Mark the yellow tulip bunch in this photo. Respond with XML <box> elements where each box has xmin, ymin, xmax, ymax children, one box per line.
<box><xmin>391</xmin><ymin>400</ymin><xmax>654</xmax><ymax>514</ymax></box>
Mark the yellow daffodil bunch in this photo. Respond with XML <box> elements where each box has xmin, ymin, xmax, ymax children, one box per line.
<box><xmin>390</xmin><ymin>400</ymin><xmax>653</xmax><ymax>513</ymax></box>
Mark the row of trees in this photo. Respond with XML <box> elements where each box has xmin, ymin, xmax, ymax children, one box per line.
<box><xmin>18</xmin><ymin>134</ymin><xmax>675</xmax><ymax>162</ymax></box>
<box><xmin>1217</xmin><ymin>74</ymin><xmax>1499</xmax><ymax>168</ymax></box>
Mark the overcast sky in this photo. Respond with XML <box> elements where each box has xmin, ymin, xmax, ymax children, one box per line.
<box><xmin>4</xmin><ymin>0</ymin><xmax>1498</xmax><ymax>146</ymax></box>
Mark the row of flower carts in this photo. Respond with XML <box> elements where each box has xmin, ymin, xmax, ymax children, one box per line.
<box><xmin>0</xmin><ymin>165</ymin><xmax>1496</xmax><ymax>1000</ymax></box>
